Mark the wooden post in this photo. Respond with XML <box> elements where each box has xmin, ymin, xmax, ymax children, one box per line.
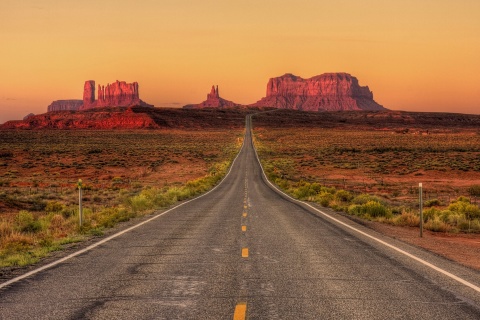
<box><xmin>419</xmin><ymin>183</ymin><xmax>423</xmax><ymax>238</ymax></box>
<box><xmin>78</xmin><ymin>179</ymin><xmax>83</xmax><ymax>227</ymax></box>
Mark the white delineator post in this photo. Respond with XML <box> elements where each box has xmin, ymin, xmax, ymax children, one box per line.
<box><xmin>419</xmin><ymin>183</ymin><xmax>423</xmax><ymax>238</ymax></box>
<box><xmin>78</xmin><ymin>179</ymin><xmax>83</xmax><ymax>227</ymax></box>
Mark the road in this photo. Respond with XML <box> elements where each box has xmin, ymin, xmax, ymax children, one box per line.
<box><xmin>1</xmin><ymin>115</ymin><xmax>480</xmax><ymax>319</ymax></box>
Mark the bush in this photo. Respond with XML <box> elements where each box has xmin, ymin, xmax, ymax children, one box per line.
<box><xmin>348</xmin><ymin>201</ymin><xmax>391</xmax><ymax>218</ymax></box>
<box><xmin>448</xmin><ymin>197</ymin><xmax>480</xmax><ymax>220</ymax></box>
<box><xmin>352</xmin><ymin>194</ymin><xmax>381</xmax><ymax>205</ymax></box>
<box><xmin>127</xmin><ymin>194</ymin><xmax>151</xmax><ymax>213</ymax></box>
<box><xmin>316</xmin><ymin>192</ymin><xmax>334</xmax><ymax>207</ymax></box>
<box><xmin>424</xmin><ymin>216</ymin><xmax>450</xmax><ymax>232</ymax></box>
<box><xmin>334</xmin><ymin>189</ymin><xmax>353</xmax><ymax>202</ymax></box>
<box><xmin>423</xmin><ymin>207</ymin><xmax>440</xmax><ymax>222</ymax></box>
<box><xmin>293</xmin><ymin>182</ymin><xmax>320</xmax><ymax>199</ymax></box>
<box><xmin>45</xmin><ymin>201</ymin><xmax>64</xmax><ymax>213</ymax></box>
<box><xmin>424</xmin><ymin>199</ymin><xmax>441</xmax><ymax>207</ymax></box>
<box><xmin>15</xmin><ymin>211</ymin><xmax>42</xmax><ymax>233</ymax></box>
<box><xmin>392</xmin><ymin>211</ymin><xmax>420</xmax><ymax>227</ymax></box>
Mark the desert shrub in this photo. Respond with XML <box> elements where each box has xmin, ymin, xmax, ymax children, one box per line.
<box><xmin>448</xmin><ymin>197</ymin><xmax>480</xmax><ymax>220</ymax></box>
<box><xmin>320</xmin><ymin>186</ymin><xmax>337</xmax><ymax>194</ymax></box>
<box><xmin>445</xmin><ymin>212</ymin><xmax>466</xmax><ymax>226</ymax></box>
<box><xmin>89</xmin><ymin>208</ymin><xmax>135</xmax><ymax>229</ymax></box>
<box><xmin>363</xmin><ymin>201</ymin><xmax>390</xmax><ymax>218</ymax></box>
<box><xmin>293</xmin><ymin>182</ymin><xmax>320</xmax><ymax>199</ymax></box>
<box><xmin>334</xmin><ymin>189</ymin><xmax>353</xmax><ymax>202</ymax></box>
<box><xmin>61</xmin><ymin>207</ymin><xmax>75</xmax><ymax>218</ymax></box>
<box><xmin>45</xmin><ymin>201</ymin><xmax>64</xmax><ymax>213</ymax></box>
<box><xmin>127</xmin><ymin>194</ymin><xmax>151</xmax><ymax>213</ymax></box>
<box><xmin>457</xmin><ymin>218</ymin><xmax>474</xmax><ymax>232</ymax></box>
<box><xmin>464</xmin><ymin>205</ymin><xmax>480</xmax><ymax>220</ymax></box>
<box><xmin>275</xmin><ymin>178</ymin><xmax>289</xmax><ymax>189</ymax></box>
<box><xmin>352</xmin><ymin>194</ymin><xmax>381</xmax><ymax>205</ymax></box>
<box><xmin>423</xmin><ymin>207</ymin><xmax>440</xmax><ymax>222</ymax></box>
<box><xmin>424</xmin><ymin>199</ymin><xmax>441</xmax><ymax>207</ymax></box>
<box><xmin>15</xmin><ymin>211</ymin><xmax>42</xmax><ymax>233</ymax></box>
<box><xmin>316</xmin><ymin>192</ymin><xmax>334</xmax><ymax>207</ymax></box>
<box><xmin>348</xmin><ymin>201</ymin><xmax>390</xmax><ymax>218</ymax></box>
<box><xmin>424</xmin><ymin>216</ymin><xmax>450</xmax><ymax>232</ymax></box>
<box><xmin>112</xmin><ymin>177</ymin><xmax>123</xmax><ymax>184</ymax></box>
<box><xmin>348</xmin><ymin>204</ymin><xmax>362</xmax><ymax>216</ymax></box>
<box><xmin>466</xmin><ymin>219</ymin><xmax>480</xmax><ymax>232</ymax></box>
<box><xmin>392</xmin><ymin>211</ymin><xmax>420</xmax><ymax>227</ymax></box>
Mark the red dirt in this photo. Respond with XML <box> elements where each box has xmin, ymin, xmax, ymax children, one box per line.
<box><xmin>362</xmin><ymin>219</ymin><xmax>480</xmax><ymax>270</ymax></box>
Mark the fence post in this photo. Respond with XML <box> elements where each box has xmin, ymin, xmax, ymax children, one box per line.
<box><xmin>78</xmin><ymin>179</ymin><xmax>83</xmax><ymax>227</ymax></box>
<box><xmin>419</xmin><ymin>183</ymin><xmax>423</xmax><ymax>238</ymax></box>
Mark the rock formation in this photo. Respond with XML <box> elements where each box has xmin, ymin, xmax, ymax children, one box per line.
<box><xmin>80</xmin><ymin>80</ymin><xmax>153</xmax><ymax>110</ymax></box>
<box><xmin>251</xmin><ymin>73</ymin><xmax>386</xmax><ymax>111</ymax></box>
<box><xmin>47</xmin><ymin>100</ymin><xmax>83</xmax><ymax>112</ymax></box>
<box><xmin>82</xmin><ymin>81</ymin><xmax>96</xmax><ymax>109</ymax></box>
<box><xmin>183</xmin><ymin>85</ymin><xmax>242</xmax><ymax>109</ymax></box>
<box><xmin>23</xmin><ymin>113</ymin><xmax>35</xmax><ymax>120</ymax></box>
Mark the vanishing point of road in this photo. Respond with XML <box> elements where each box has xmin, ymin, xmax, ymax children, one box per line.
<box><xmin>1</xmin><ymin>115</ymin><xmax>480</xmax><ymax>319</ymax></box>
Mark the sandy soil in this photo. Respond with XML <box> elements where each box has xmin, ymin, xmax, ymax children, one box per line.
<box><xmin>362</xmin><ymin>219</ymin><xmax>480</xmax><ymax>271</ymax></box>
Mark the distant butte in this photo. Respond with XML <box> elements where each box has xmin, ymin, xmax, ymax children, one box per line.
<box><xmin>81</xmin><ymin>80</ymin><xmax>153</xmax><ymax>110</ymax></box>
<box><xmin>47</xmin><ymin>80</ymin><xmax>153</xmax><ymax>112</ymax></box>
<box><xmin>183</xmin><ymin>85</ymin><xmax>243</xmax><ymax>109</ymax></box>
<box><xmin>251</xmin><ymin>73</ymin><xmax>386</xmax><ymax>111</ymax></box>
<box><xmin>47</xmin><ymin>100</ymin><xmax>83</xmax><ymax>112</ymax></box>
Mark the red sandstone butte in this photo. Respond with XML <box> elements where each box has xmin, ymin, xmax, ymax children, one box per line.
<box><xmin>47</xmin><ymin>100</ymin><xmax>83</xmax><ymax>112</ymax></box>
<box><xmin>183</xmin><ymin>85</ymin><xmax>242</xmax><ymax>109</ymax></box>
<box><xmin>251</xmin><ymin>73</ymin><xmax>386</xmax><ymax>111</ymax></box>
<box><xmin>80</xmin><ymin>80</ymin><xmax>153</xmax><ymax>110</ymax></box>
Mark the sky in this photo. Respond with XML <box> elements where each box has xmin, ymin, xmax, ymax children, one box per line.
<box><xmin>0</xmin><ymin>0</ymin><xmax>479</xmax><ymax>123</ymax></box>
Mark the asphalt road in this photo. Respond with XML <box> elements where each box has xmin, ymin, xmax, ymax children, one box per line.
<box><xmin>1</xmin><ymin>115</ymin><xmax>480</xmax><ymax>319</ymax></box>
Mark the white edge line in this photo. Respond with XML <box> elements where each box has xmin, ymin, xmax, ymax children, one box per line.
<box><xmin>248</xmin><ymin>115</ymin><xmax>480</xmax><ymax>294</ymax></box>
<box><xmin>0</xmin><ymin>127</ymin><xmax>248</xmax><ymax>290</ymax></box>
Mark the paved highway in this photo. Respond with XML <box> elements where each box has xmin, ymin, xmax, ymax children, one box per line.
<box><xmin>1</xmin><ymin>115</ymin><xmax>480</xmax><ymax>319</ymax></box>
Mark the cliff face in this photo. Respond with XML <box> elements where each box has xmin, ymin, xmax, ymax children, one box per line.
<box><xmin>47</xmin><ymin>100</ymin><xmax>83</xmax><ymax>112</ymax></box>
<box><xmin>183</xmin><ymin>85</ymin><xmax>241</xmax><ymax>109</ymax></box>
<box><xmin>80</xmin><ymin>80</ymin><xmax>153</xmax><ymax>110</ymax></box>
<box><xmin>252</xmin><ymin>73</ymin><xmax>385</xmax><ymax>111</ymax></box>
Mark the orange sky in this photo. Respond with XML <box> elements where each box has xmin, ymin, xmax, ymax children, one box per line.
<box><xmin>1</xmin><ymin>0</ymin><xmax>479</xmax><ymax>123</ymax></box>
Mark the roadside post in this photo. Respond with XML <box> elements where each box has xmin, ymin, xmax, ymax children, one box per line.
<box><xmin>419</xmin><ymin>183</ymin><xmax>423</xmax><ymax>238</ymax></box>
<box><xmin>78</xmin><ymin>179</ymin><xmax>83</xmax><ymax>227</ymax></box>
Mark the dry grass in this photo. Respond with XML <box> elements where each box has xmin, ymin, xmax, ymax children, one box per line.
<box><xmin>0</xmin><ymin>129</ymin><xmax>243</xmax><ymax>267</ymax></box>
<box><xmin>253</xmin><ymin>126</ymin><xmax>480</xmax><ymax>233</ymax></box>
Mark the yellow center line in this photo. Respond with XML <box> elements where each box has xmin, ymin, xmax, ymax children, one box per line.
<box><xmin>242</xmin><ymin>248</ymin><xmax>249</xmax><ymax>258</ymax></box>
<box><xmin>242</xmin><ymin>212</ymin><xmax>247</xmax><ymax>217</ymax></box>
<box><xmin>242</xmin><ymin>225</ymin><xmax>247</xmax><ymax>232</ymax></box>
<box><xmin>233</xmin><ymin>302</ymin><xmax>247</xmax><ymax>320</ymax></box>
<box><xmin>244</xmin><ymin>205</ymin><xmax>247</xmax><ymax>209</ymax></box>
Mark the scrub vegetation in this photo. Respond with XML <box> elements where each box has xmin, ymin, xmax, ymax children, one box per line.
<box><xmin>253</xmin><ymin>127</ymin><xmax>480</xmax><ymax>234</ymax></box>
<box><xmin>0</xmin><ymin>130</ymin><xmax>243</xmax><ymax>267</ymax></box>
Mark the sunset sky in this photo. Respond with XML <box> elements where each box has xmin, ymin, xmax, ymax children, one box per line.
<box><xmin>1</xmin><ymin>0</ymin><xmax>479</xmax><ymax>123</ymax></box>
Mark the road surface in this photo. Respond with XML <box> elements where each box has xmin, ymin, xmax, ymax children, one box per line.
<box><xmin>1</xmin><ymin>115</ymin><xmax>480</xmax><ymax>319</ymax></box>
